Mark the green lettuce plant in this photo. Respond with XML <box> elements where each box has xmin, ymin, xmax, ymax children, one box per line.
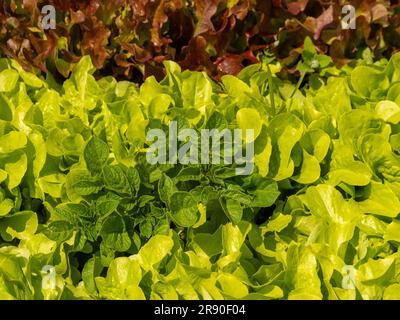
<box><xmin>1</xmin><ymin>52</ymin><xmax>400</xmax><ymax>299</ymax></box>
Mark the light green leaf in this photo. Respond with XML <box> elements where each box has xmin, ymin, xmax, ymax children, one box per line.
<box><xmin>138</xmin><ymin>234</ymin><xmax>174</xmax><ymax>268</ymax></box>
<box><xmin>264</xmin><ymin>213</ymin><xmax>292</xmax><ymax>233</ymax></box>
<box><xmin>217</xmin><ymin>273</ymin><xmax>248</xmax><ymax>298</ymax></box>
<box><xmin>254</xmin><ymin>125</ymin><xmax>272</xmax><ymax>177</ymax></box>
<box><xmin>0</xmin><ymin>132</ymin><xmax>27</xmax><ymax>154</ymax></box>
<box><xmin>351</xmin><ymin>66</ymin><xmax>388</xmax><ymax>97</ymax></box>
<box><xmin>383</xmin><ymin>284</ymin><xmax>400</xmax><ymax>299</ymax></box>
<box><xmin>0</xmin><ymin>199</ymin><xmax>13</xmax><ymax>217</ymax></box>
<box><xmin>0</xmin><ymin>170</ymin><xmax>7</xmax><ymax>184</ymax></box>
<box><xmin>0</xmin><ymin>69</ymin><xmax>19</xmax><ymax>92</ymax></box>
<box><xmin>4</xmin><ymin>151</ymin><xmax>27</xmax><ymax>190</ymax></box>
<box><xmin>0</xmin><ymin>211</ymin><xmax>38</xmax><ymax>241</ymax></box>
<box><xmin>375</xmin><ymin>100</ymin><xmax>400</xmax><ymax>123</ymax></box>
<box><xmin>301</xmin><ymin>129</ymin><xmax>330</xmax><ymax>162</ymax></box>
<box><xmin>292</xmin><ymin>149</ymin><xmax>320</xmax><ymax>184</ymax></box>
<box><xmin>182</xmin><ymin>72</ymin><xmax>213</xmax><ymax>110</ymax></box>
<box><xmin>286</xmin><ymin>244</ymin><xmax>322</xmax><ymax>300</ymax></box>
<box><xmin>313</xmin><ymin>77</ymin><xmax>351</xmax><ymax>119</ymax></box>
<box><xmin>38</xmin><ymin>174</ymin><xmax>66</xmax><ymax>198</ymax></box>
<box><xmin>384</xmin><ymin>220</ymin><xmax>400</xmax><ymax>242</ymax></box>
<box><xmin>359</xmin><ymin>182</ymin><xmax>400</xmax><ymax>218</ymax></box>
<box><xmin>358</xmin><ymin>257</ymin><xmax>395</xmax><ymax>285</ymax></box>
<box><xmin>222</xmin><ymin>75</ymin><xmax>252</xmax><ymax>99</ymax></box>
<box><xmin>236</xmin><ymin>108</ymin><xmax>262</xmax><ymax>142</ymax></box>
<box><xmin>268</xmin><ymin>113</ymin><xmax>305</xmax><ymax>180</ymax></box>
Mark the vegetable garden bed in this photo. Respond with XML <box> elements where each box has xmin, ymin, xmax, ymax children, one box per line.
<box><xmin>1</xmin><ymin>43</ymin><xmax>400</xmax><ymax>299</ymax></box>
<box><xmin>1</xmin><ymin>1</ymin><xmax>400</xmax><ymax>301</ymax></box>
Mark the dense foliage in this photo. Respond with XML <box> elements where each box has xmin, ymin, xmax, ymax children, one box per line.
<box><xmin>1</xmin><ymin>0</ymin><xmax>399</xmax><ymax>82</ymax></box>
<box><xmin>1</xmin><ymin>37</ymin><xmax>400</xmax><ymax>299</ymax></box>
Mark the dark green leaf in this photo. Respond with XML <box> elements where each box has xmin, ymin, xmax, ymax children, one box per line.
<box><xmin>169</xmin><ymin>192</ymin><xmax>199</xmax><ymax>227</ymax></box>
<box><xmin>84</xmin><ymin>137</ymin><xmax>109</xmax><ymax>174</ymax></box>
<box><xmin>43</xmin><ymin>221</ymin><xmax>74</xmax><ymax>242</ymax></box>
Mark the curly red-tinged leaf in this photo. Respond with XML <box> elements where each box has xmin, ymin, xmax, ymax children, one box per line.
<box><xmin>231</xmin><ymin>0</ymin><xmax>250</xmax><ymax>20</ymax></box>
<box><xmin>144</xmin><ymin>61</ymin><xmax>165</xmax><ymax>81</ymax></box>
<box><xmin>304</xmin><ymin>5</ymin><xmax>334</xmax><ymax>40</ymax></box>
<box><xmin>115</xmin><ymin>53</ymin><xmax>134</xmax><ymax>68</ymax></box>
<box><xmin>242</xmin><ymin>49</ymin><xmax>260</xmax><ymax>63</ymax></box>
<box><xmin>70</xmin><ymin>10</ymin><xmax>86</xmax><ymax>24</ymax></box>
<box><xmin>81</xmin><ymin>19</ymin><xmax>111</xmax><ymax>68</ymax></box>
<box><xmin>329</xmin><ymin>36</ymin><xmax>350</xmax><ymax>68</ymax></box>
<box><xmin>168</xmin><ymin>9</ymin><xmax>194</xmax><ymax>49</ymax></box>
<box><xmin>372</xmin><ymin>3</ymin><xmax>389</xmax><ymax>25</ymax></box>
<box><xmin>180</xmin><ymin>36</ymin><xmax>215</xmax><ymax>74</ymax></box>
<box><xmin>215</xmin><ymin>54</ymin><xmax>243</xmax><ymax>75</ymax></box>
<box><xmin>22</xmin><ymin>0</ymin><xmax>38</xmax><ymax>14</ymax></box>
<box><xmin>194</xmin><ymin>0</ymin><xmax>219</xmax><ymax>36</ymax></box>
<box><xmin>61</xmin><ymin>50</ymin><xmax>81</xmax><ymax>63</ymax></box>
<box><xmin>287</xmin><ymin>0</ymin><xmax>308</xmax><ymax>15</ymax></box>
<box><xmin>122</xmin><ymin>43</ymin><xmax>152</xmax><ymax>64</ymax></box>
<box><xmin>30</xmin><ymin>31</ymin><xmax>57</xmax><ymax>61</ymax></box>
<box><xmin>0</xmin><ymin>0</ymin><xmax>398</xmax><ymax>82</ymax></box>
